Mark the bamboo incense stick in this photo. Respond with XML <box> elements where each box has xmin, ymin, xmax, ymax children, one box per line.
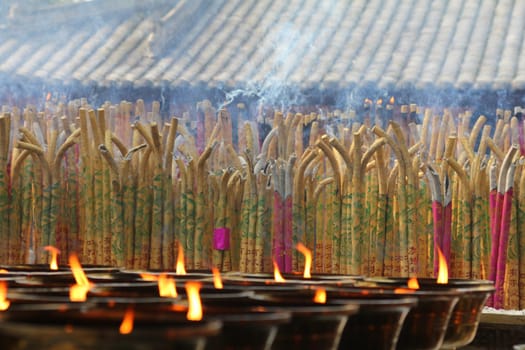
<box><xmin>271</xmin><ymin>161</ymin><xmax>285</xmax><ymax>272</ymax></box>
<box><xmin>252</xmin><ymin>166</ymin><xmax>267</xmax><ymax>273</ymax></box>
<box><xmin>194</xmin><ymin>141</ymin><xmax>216</xmax><ymax>269</ymax></box>
<box><xmin>212</xmin><ymin>169</ymin><xmax>231</xmax><ymax>270</ymax></box>
<box><xmin>519</xmin><ymin>162</ymin><xmax>525</xmax><ymax>309</ymax></box>
<box><xmin>283</xmin><ymin>155</ymin><xmax>296</xmax><ymax>272</ymax></box>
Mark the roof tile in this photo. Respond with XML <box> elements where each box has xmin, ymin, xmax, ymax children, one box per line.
<box><xmin>0</xmin><ymin>0</ymin><xmax>524</xmax><ymax>95</ymax></box>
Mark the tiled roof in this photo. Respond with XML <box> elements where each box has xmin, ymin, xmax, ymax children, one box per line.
<box><xmin>1</xmin><ymin>0</ymin><xmax>525</xmax><ymax>96</ymax></box>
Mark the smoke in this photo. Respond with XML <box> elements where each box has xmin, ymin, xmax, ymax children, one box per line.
<box><xmin>214</xmin><ymin>18</ymin><xmax>318</xmax><ymax>111</ymax></box>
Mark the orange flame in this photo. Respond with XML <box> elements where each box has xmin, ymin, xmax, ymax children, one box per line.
<box><xmin>68</xmin><ymin>253</ymin><xmax>91</xmax><ymax>302</ymax></box>
<box><xmin>436</xmin><ymin>247</ymin><xmax>448</xmax><ymax>284</ymax></box>
<box><xmin>0</xmin><ymin>281</ymin><xmax>10</xmax><ymax>311</ymax></box>
<box><xmin>185</xmin><ymin>282</ymin><xmax>203</xmax><ymax>321</ymax></box>
<box><xmin>273</xmin><ymin>260</ymin><xmax>286</xmax><ymax>283</ymax></box>
<box><xmin>0</xmin><ymin>269</ymin><xmax>8</xmax><ymax>274</ymax></box>
<box><xmin>313</xmin><ymin>288</ymin><xmax>326</xmax><ymax>304</ymax></box>
<box><xmin>140</xmin><ymin>273</ymin><xmax>159</xmax><ymax>281</ymax></box>
<box><xmin>69</xmin><ymin>254</ymin><xmax>89</xmax><ymax>286</ymax></box>
<box><xmin>176</xmin><ymin>244</ymin><xmax>187</xmax><ymax>275</ymax></box>
<box><xmin>394</xmin><ymin>288</ymin><xmax>416</xmax><ymax>294</ymax></box>
<box><xmin>158</xmin><ymin>274</ymin><xmax>177</xmax><ymax>298</ymax></box>
<box><xmin>389</xmin><ymin>96</ymin><xmax>395</xmax><ymax>105</ymax></box>
<box><xmin>69</xmin><ymin>284</ymin><xmax>90</xmax><ymax>302</ymax></box>
<box><xmin>407</xmin><ymin>277</ymin><xmax>420</xmax><ymax>289</ymax></box>
<box><xmin>376</xmin><ymin>98</ymin><xmax>383</xmax><ymax>106</ymax></box>
<box><xmin>119</xmin><ymin>307</ymin><xmax>134</xmax><ymax>334</ymax></box>
<box><xmin>211</xmin><ymin>267</ymin><xmax>223</xmax><ymax>289</ymax></box>
<box><xmin>295</xmin><ymin>243</ymin><xmax>312</xmax><ymax>278</ymax></box>
<box><xmin>44</xmin><ymin>246</ymin><xmax>60</xmax><ymax>270</ymax></box>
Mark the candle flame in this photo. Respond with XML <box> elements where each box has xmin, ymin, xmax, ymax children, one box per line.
<box><xmin>437</xmin><ymin>247</ymin><xmax>448</xmax><ymax>284</ymax></box>
<box><xmin>140</xmin><ymin>273</ymin><xmax>159</xmax><ymax>281</ymax></box>
<box><xmin>158</xmin><ymin>273</ymin><xmax>177</xmax><ymax>298</ymax></box>
<box><xmin>69</xmin><ymin>284</ymin><xmax>89</xmax><ymax>302</ymax></box>
<box><xmin>389</xmin><ymin>96</ymin><xmax>395</xmax><ymax>105</ymax></box>
<box><xmin>44</xmin><ymin>245</ymin><xmax>60</xmax><ymax>270</ymax></box>
<box><xmin>0</xmin><ymin>281</ymin><xmax>10</xmax><ymax>311</ymax></box>
<box><xmin>407</xmin><ymin>277</ymin><xmax>420</xmax><ymax>289</ymax></box>
<box><xmin>376</xmin><ymin>98</ymin><xmax>383</xmax><ymax>106</ymax></box>
<box><xmin>69</xmin><ymin>254</ymin><xmax>89</xmax><ymax>286</ymax></box>
<box><xmin>394</xmin><ymin>288</ymin><xmax>416</xmax><ymax>294</ymax></box>
<box><xmin>176</xmin><ymin>244</ymin><xmax>187</xmax><ymax>275</ymax></box>
<box><xmin>313</xmin><ymin>288</ymin><xmax>326</xmax><ymax>304</ymax></box>
<box><xmin>295</xmin><ymin>243</ymin><xmax>312</xmax><ymax>278</ymax></box>
<box><xmin>119</xmin><ymin>307</ymin><xmax>134</xmax><ymax>334</ymax></box>
<box><xmin>211</xmin><ymin>267</ymin><xmax>223</xmax><ymax>289</ymax></box>
<box><xmin>68</xmin><ymin>253</ymin><xmax>91</xmax><ymax>302</ymax></box>
<box><xmin>185</xmin><ymin>282</ymin><xmax>203</xmax><ymax>321</ymax></box>
<box><xmin>273</xmin><ymin>260</ymin><xmax>286</xmax><ymax>283</ymax></box>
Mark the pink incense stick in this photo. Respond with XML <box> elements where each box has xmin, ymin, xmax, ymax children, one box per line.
<box><xmin>494</xmin><ymin>162</ymin><xmax>517</xmax><ymax>309</ymax></box>
<box><xmin>486</xmin><ymin>165</ymin><xmax>497</xmax><ymax>307</ymax></box>
<box><xmin>489</xmin><ymin>145</ymin><xmax>518</xmax><ymax>306</ymax></box>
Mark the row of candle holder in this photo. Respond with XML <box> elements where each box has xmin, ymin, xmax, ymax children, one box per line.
<box><xmin>0</xmin><ymin>264</ymin><xmax>495</xmax><ymax>350</ymax></box>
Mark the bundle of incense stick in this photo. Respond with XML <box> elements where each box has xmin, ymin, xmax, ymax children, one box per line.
<box><xmin>2</xmin><ymin>98</ymin><xmax>525</xmax><ymax>310</ymax></box>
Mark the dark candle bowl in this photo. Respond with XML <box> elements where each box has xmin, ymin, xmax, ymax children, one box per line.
<box><xmin>248</xmin><ymin>291</ymin><xmax>359</xmax><ymax>350</ymax></box>
<box><xmin>324</xmin><ymin>288</ymin><xmax>418</xmax><ymax>350</ymax></box>
<box><xmin>364</xmin><ymin>277</ymin><xmax>495</xmax><ymax>349</ymax></box>
<box><xmin>0</xmin><ymin>302</ymin><xmax>221</xmax><ymax>350</ymax></box>
<box><xmin>434</xmin><ymin>280</ymin><xmax>495</xmax><ymax>349</ymax></box>
<box><xmin>202</xmin><ymin>304</ymin><xmax>292</xmax><ymax>350</ymax></box>
<box><xmin>395</xmin><ymin>288</ymin><xmax>460</xmax><ymax>350</ymax></box>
